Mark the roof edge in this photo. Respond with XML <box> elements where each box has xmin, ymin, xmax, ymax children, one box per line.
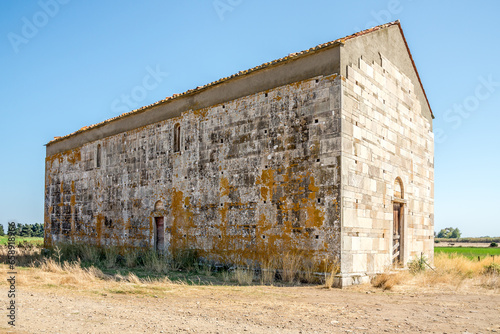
<box><xmin>393</xmin><ymin>21</ymin><xmax>434</xmax><ymax>119</ymax></box>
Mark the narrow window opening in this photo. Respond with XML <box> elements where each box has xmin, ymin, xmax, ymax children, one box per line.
<box><xmin>264</xmin><ymin>93</ymin><xmax>268</xmax><ymax>97</ymax></box>
<box><xmin>174</xmin><ymin>123</ymin><xmax>181</xmax><ymax>153</ymax></box>
<box><xmin>317</xmin><ymin>198</ymin><xmax>321</xmax><ymax>203</ymax></box>
<box><xmin>96</xmin><ymin>144</ymin><xmax>101</xmax><ymax>168</ymax></box>
<box><xmin>314</xmin><ymin>119</ymin><xmax>319</xmax><ymax>124</ymax></box>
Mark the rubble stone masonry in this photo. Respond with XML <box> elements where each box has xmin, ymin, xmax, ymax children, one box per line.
<box><xmin>45</xmin><ymin>74</ymin><xmax>343</xmax><ymax>267</ymax></box>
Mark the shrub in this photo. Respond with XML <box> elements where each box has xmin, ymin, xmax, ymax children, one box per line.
<box><xmin>490</xmin><ymin>242</ymin><xmax>498</xmax><ymax>248</ymax></box>
<box><xmin>104</xmin><ymin>247</ymin><xmax>119</xmax><ymax>269</ymax></box>
<box><xmin>483</xmin><ymin>263</ymin><xmax>500</xmax><ymax>275</ymax></box>
<box><xmin>408</xmin><ymin>254</ymin><xmax>427</xmax><ymax>274</ymax></box>
<box><xmin>170</xmin><ymin>248</ymin><xmax>199</xmax><ymax>271</ymax></box>
<box><xmin>139</xmin><ymin>250</ymin><xmax>168</xmax><ymax>273</ymax></box>
<box><xmin>124</xmin><ymin>248</ymin><xmax>140</xmax><ymax>268</ymax></box>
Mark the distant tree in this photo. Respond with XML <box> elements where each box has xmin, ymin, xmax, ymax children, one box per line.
<box><xmin>450</xmin><ymin>228</ymin><xmax>461</xmax><ymax>239</ymax></box>
<box><xmin>4</xmin><ymin>223</ymin><xmax>44</xmax><ymax>237</ymax></box>
<box><xmin>16</xmin><ymin>223</ymin><xmax>23</xmax><ymax>236</ymax></box>
<box><xmin>437</xmin><ymin>227</ymin><xmax>461</xmax><ymax>239</ymax></box>
<box><xmin>20</xmin><ymin>225</ymin><xmax>32</xmax><ymax>237</ymax></box>
<box><xmin>34</xmin><ymin>223</ymin><xmax>44</xmax><ymax>237</ymax></box>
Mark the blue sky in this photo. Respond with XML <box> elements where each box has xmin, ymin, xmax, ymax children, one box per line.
<box><xmin>0</xmin><ymin>0</ymin><xmax>499</xmax><ymax>237</ymax></box>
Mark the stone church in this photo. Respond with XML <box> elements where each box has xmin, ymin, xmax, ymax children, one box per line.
<box><xmin>44</xmin><ymin>21</ymin><xmax>434</xmax><ymax>286</ymax></box>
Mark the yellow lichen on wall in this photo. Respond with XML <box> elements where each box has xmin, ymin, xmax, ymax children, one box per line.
<box><xmin>256</xmin><ymin>169</ymin><xmax>275</xmax><ymax>203</ymax></box>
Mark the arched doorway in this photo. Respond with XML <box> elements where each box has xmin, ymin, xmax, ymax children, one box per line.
<box><xmin>392</xmin><ymin>178</ymin><xmax>405</xmax><ymax>265</ymax></box>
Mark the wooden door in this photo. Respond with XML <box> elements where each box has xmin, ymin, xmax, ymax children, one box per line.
<box><xmin>155</xmin><ymin>217</ymin><xmax>165</xmax><ymax>253</ymax></box>
<box><xmin>392</xmin><ymin>203</ymin><xmax>401</xmax><ymax>264</ymax></box>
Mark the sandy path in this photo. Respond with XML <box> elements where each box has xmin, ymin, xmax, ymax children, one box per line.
<box><xmin>2</xmin><ymin>285</ymin><xmax>500</xmax><ymax>334</ymax></box>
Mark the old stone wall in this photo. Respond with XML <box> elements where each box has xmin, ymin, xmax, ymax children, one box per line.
<box><xmin>44</xmin><ymin>74</ymin><xmax>343</xmax><ymax>267</ymax></box>
<box><xmin>340</xmin><ymin>55</ymin><xmax>434</xmax><ymax>281</ymax></box>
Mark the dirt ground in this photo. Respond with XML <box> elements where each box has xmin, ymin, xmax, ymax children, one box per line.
<box><xmin>2</xmin><ymin>281</ymin><xmax>500</xmax><ymax>334</ymax></box>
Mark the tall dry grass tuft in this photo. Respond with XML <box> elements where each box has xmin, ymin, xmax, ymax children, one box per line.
<box><xmin>323</xmin><ymin>261</ymin><xmax>341</xmax><ymax>289</ymax></box>
<box><xmin>141</xmin><ymin>250</ymin><xmax>168</xmax><ymax>273</ymax></box>
<box><xmin>37</xmin><ymin>258</ymin><xmax>108</xmax><ymax>286</ymax></box>
<box><xmin>259</xmin><ymin>256</ymin><xmax>278</xmax><ymax>285</ymax></box>
<box><xmin>371</xmin><ymin>272</ymin><xmax>408</xmax><ymax>290</ymax></box>
<box><xmin>81</xmin><ymin>244</ymin><xmax>101</xmax><ymax>264</ymax></box>
<box><xmin>124</xmin><ymin>248</ymin><xmax>140</xmax><ymax>268</ymax></box>
<box><xmin>280</xmin><ymin>252</ymin><xmax>301</xmax><ymax>284</ymax></box>
<box><xmin>104</xmin><ymin>247</ymin><xmax>119</xmax><ymax>269</ymax></box>
<box><xmin>126</xmin><ymin>272</ymin><xmax>142</xmax><ymax>284</ymax></box>
<box><xmin>233</xmin><ymin>267</ymin><xmax>254</xmax><ymax>285</ymax></box>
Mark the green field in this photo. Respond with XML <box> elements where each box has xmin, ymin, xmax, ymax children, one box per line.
<box><xmin>0</xmin><ymin>236</ymin><xmax>44</xmax><ymax>246</ymax></box>
<box><xmin>435</xmin><ymin>246</ymin><xmax>500</xmax><ymax>259</ymax></box>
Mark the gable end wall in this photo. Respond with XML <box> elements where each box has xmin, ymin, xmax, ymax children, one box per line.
<box><xmin>339</xmin><ymin>54</ymin><xmax>434</xmax><ymax>285</ymax></box>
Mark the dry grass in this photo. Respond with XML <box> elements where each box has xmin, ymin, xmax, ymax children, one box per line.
<box><xmin>124</xmin><ymin>248</ymin><xmax>139</xmax><ymax>268</ymax></box>
<box><xmin>0</xmin><ymin>245</ymin><xmax>43</xmax><ymax>266</ymax></box>
<box><xmin>233</xmin><ymin>267</ymin><xmax>254</xmax><ymax>285</ymax></box>
<box><xmin>323</xmin><ymin>261</ymin><xmax>341</xmax><ymax>289</ymax></box>
<box><xmin>0</xmin><ymin>258</ymin><xmax>182</xmax><ymax>299</ymax></box>
<box><xmin>104</xmin><ymin>247</ymin><xmax>119</xmax><ymax>269</ymax></box>
<box><xmin>371</xmin><ymin>272</ymin><xmax>409</xmax><ymax>290</ymax></box>
<box><xmin>372</xmin><ymin>253</ymin><xmax>500</xmax><ymax>291</ymax></box>
<box><xmin>415</xmin><ymin>253</ymin><xmax>500</xmax><ymax>290</ymax></box>
<box><xmin>280</xmin><ymin>252</ymin><xmax>301</xmax><ymax>283</ymax></box>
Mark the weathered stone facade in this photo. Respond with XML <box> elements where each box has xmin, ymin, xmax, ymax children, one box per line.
<box><xmin>339</xmin><ymin>55</ymin><xmax>434</xmax><ymax>285</ymax></box>
<box><xmin>44</xmin><ymin>21</ymin><xmax>434</xmax><ymax>286</ymax></box>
